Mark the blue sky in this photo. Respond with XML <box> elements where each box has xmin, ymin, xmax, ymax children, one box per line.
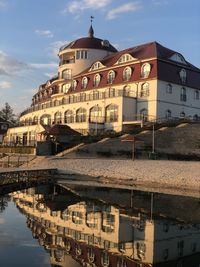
<box><xmin>0</xmin><ymin>0</ymin><xmax>199</xmax><ymax>114</ymax></box>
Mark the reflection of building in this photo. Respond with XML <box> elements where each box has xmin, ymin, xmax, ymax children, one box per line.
<box><xmin>5</xmin><ymin>23</ymin><xmax>200</xmax><ymax>145</ymax></box>
<box><xmin>12</xmin><ymin>186</ymin><xmax>200</xmax><ymax>267</ymax></box>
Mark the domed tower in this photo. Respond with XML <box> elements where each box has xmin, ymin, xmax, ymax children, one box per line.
<box><xmin>57</xmin><ymin>24</ymin><xmax>117</xmax><ymax>93</ymax></box>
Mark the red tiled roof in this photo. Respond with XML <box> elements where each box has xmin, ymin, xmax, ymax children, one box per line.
<box><xmin>60</xmin><ymin>37</ymin><xmax>118</xmax><ymax>53</ymax></box>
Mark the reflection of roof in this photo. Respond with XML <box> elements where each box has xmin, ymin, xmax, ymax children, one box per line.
<box><xmin>40</xmin><ymin>124</ymin><xmax>81</xmax><ymax>136</ymax></box>
<box><xmin>59</xmin><ymin>37</ymin><xmax>118</xmax><ymax>53</ymax></box>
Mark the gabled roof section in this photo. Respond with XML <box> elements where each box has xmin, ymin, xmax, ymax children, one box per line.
<box><xmin>115</xmin><ymin>53</ymin><xmax>136</xmax><ymax>65</ymax></box>
<box><xmin>89</xmin><ymin>61</ymin><xmax>105</xmax><ymax>71</ymax></box>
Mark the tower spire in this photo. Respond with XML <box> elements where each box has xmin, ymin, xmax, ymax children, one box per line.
<box><xmin>88</xmin><ymin>16</ymin><xmax>94</xmax><ymax>38</ymax></box>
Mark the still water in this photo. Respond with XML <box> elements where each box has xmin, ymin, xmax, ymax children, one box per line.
<box><xmin>1</xmin><ymin>184</ymin><xmax>200</xmax><ymax>267</ymax></box>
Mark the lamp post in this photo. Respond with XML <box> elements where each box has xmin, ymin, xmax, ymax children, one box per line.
<box><xmin>152</xmin><ymin>123</ymin><xmax>155</xmax><ymax>154</ymax></box>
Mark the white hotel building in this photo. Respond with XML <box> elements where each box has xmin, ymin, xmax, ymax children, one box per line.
<box><xmin>5</xmin><ymin>25</ymin><xmax>200</xmax><ymax>145</ymax></box>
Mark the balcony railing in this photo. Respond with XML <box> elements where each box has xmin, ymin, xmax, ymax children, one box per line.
<box><xmin>20</xmin><ymin>89</ymin><xmax>137</xmax><ymax>117</ymax></box>
<box><xmin>59</xmin><ymin>59</ymin><xmax>75</xmax><ymax>66</ymax></box>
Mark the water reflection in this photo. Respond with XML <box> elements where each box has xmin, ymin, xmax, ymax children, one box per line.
<box><xmin>6</xmin><ymin>185</ymin><xmax>200</xmax><ymax>267</ymax></box>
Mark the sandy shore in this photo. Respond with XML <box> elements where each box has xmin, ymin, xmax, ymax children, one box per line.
<box><xmin>24</xmin><ymin>157</ymin><xmax>200</xmax><ymax>191</ymax></box>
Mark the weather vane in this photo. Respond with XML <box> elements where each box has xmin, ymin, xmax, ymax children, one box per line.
<box><xmin>90</xmin><ymin>16</ymin><xmax>94</xmax><ymax>24</ymax></box>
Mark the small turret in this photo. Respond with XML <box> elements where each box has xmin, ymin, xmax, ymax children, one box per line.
<box><xmin>88</xmin><ymin>25</ymin><xmax>94</xmax><ymax>38</ymax></box>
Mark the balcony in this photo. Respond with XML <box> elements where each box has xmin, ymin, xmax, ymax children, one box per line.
<box><xmin>59</xmin><ymin>59</ymin><xmax>75</xmax><ymax>66</ymax></box>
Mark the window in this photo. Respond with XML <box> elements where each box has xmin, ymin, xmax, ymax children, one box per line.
<box><xmin>166</xmin><ymin>84</ymin><xmax>172</xmax><ymax>94</ymax></box>
<box><xmin>163</xmin><ymin>249</ymin><xmax>169</xmax><ymax>260</ymax></box>
<box><xmin>87</xmin><ymin>248</ymin><xmax>95</xmax><ymax>263</ymax></box>
<box><xmin>141</xmin><ymin>63</ymin><xmax>151</xmax><ymax>78</ymax></box>
<box><xmin>180</xmin><ymin>87</ymin><xmax>187</xmax><ymax>101</ymax></box>
<box><xmin>72</xmin><ymin>80</ymin><xmax>77</xmax><ymax>90</ymax></box>
<box><xmin>94</xmin><ymin>74</ymin><xmax>101</xmax><ymax>87</ymax></box>
<box><xmin>117</xmin><ymin>54</ymin><xmax>133</xmax><ymax>64</ymax></box>
<box><xmin>54</xmin><ymin>112</ymin><xmax>62</xmax><ymax>124</ymax></box>
<box><xmin>117</xmin><ymin>257</ymin><xmax>127</xmax><ymax>267</ymax></box>
<box><xmin>106</xmin><ymin>104</ymin><xmax>118</xmax><ymax>122</ymax></box>
<box><xmin>140</xmin><ymin>83</ymin><xmax>149</xmax><ymax>97</ymax></box>
<box><xmin>86</xmin><ymin>212</ymin><xmax>99</xmax><ymax>228</ymax></box>
<box><xmin>76</xmin><ymin>50</ymin><xmax>88</xmax><ymax>59</ymax></box>
<box><xmin>40</xmin><ymin>114</ymin><xmax>51</xmax><ymax>125</ymax></box>
<box><xmin>123</xmin><ymin>67</ymin><xmax>132</xmax><ymax>81</ymax></box>
<box><xmin>180</xmin><ymin>112</ymin><xmax>185</xmax><ymax>118</ymax></box>
<box><xmin>90</xmin><ymin>105</ymin><xmax>102</xmax><ymax>123</ymax></box>
<box><xmin>165</xmin><ymin>110</ymin><xmax>172</xmax><ymax>119</ymax></box>
<box><xmin>107</xmin><ymin>70</ymin><xmax>115</xmax><ymax>84</ymax></box>
<box><xmin>177</xmin><ymin>241</ymin><xmax>184</xmax><ymax>257</ymax></box>
<box><xmin>82</xmin><ymin>77</ymin><xmax>88</xmax><ymax>89</ymax></box>
<box><xmin>72</xmin><ymin>211</ymin><xmax>83</xmax><ymax>224</ymax></box>
<box><xmin>76</xmin><ymin>108</ymin><xmax>87</xmax><ymax>122</ymax></box>
<box><xmin>101</xmin><ymin>251</ymin><xmax>109</xmax><ymax>267</ymax></box>
<box><xmin>194</xmin><ymin>90</ymin><xmax>199</xmax><ymax>100</ymax></box>
<box><xmin>193</xmin><ymin>114</ymin><xmax>199</xmax><ymax>121</ymax></box>
<box><xmin>123</xmin><ymin>85</ymin><xmax>131</xmax><ymax>96</ymax></box>
<box><xmin>163</xmin><ymin>222</ymin><xmax>170</xmax><ymax>232</ymax></box>
<box><xmin>64</xmin><ymin>110</ymin><xmax>74</xmax><ymax>123</ymax></box>
<box><xmin>140</xmin><ymin>108</ymin><xmax>148</xmax><ymax>121</ymax></box>
<box><xmin>179</xmin><ymin>69</ymin><xmax>186</xmax><ymax>83</ymax></box>
<box><xmin>90</xmin><ymin>61</ymin><xmax>104</xmax><ymax>71</ymax></box>
<box><xmin>62</xmin><ymin>83</ymin><xmax>71</xmax><ymax>93</ymax></box>
<box><xmin>136</xmin><ymin>242</ymin><xmax>146</xmax><ymax>260</ymax></box>
<box><xmin>62</xmin><ymin>69</ymin><xmax>71</xmax><ymax>80</ymax></box>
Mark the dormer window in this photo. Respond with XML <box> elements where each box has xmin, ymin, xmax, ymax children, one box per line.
<box><xmin>141</xmin><ymin>63</ymin><xmax>151</xmax><ymax>78</ymax></box>
<box><xmin>117</xmin><ymin>54</ymin><xmax>134</xmax><ymax>64</ymax></box>
<box><xmin>179</xmin><ymin>69</ymin><xmax>186</xmax><ymax>83</ymax></box>
<box><xmin>94</xmin><ymin>74</ymin><xmax>101</xmax><ymax>87</ymax></box>
<box><xmin>90</xmin><ymin>61</ymin><xmax>104</xmax><ymax>71</ymax></box>
<box><xmin>123</xmin><ymin>67</ymin><xmax>132</xmax><ymax>81</ymax></box>
<box><xmin>107</xmin><ymin>70</ymin><xmax>115</xmax><ymax>84</ymax></box>
<box><xmin>170</xmin><ymin>53</ymin><xmax>187</xmax><ymax>64</ymax></box>
<box><xmin>82</xmin><ymin>77</ymin><xmax>88</xmax><ymax>89</ymax></box>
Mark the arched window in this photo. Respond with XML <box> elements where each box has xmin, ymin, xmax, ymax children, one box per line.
<box><xmin>33</xmin><ymin>116</ymin><xmax>38</xmax><ymax>124</ymax></box>
<box><xmin>40</xmin><ymin>114</ymin><xmax>51</xmax><ymax>125</ymax></box>
<box><xmin>76</xmin><ymin>108</ymin><xmax>87</xmax><ymax>122</ymax></box>
<box><xmin>141</xmin><ymin>63</ymin><xmax>151</xmax><ymax>78</ymax></box>
<box><xmin>72</xmin><ymin>80</ymin><xmax>77</xmax><ymax>90</ymax></box>
<box><xmin>123</xmin><ymin>85</ymin><xmax>131</xmax><ymax>96</ymax></box>
<box><xmin>90</xmin><ymin>105</ymin><xmax>102</xmax><ymax>123</ymax></box>
<box><xmin>166</xmin><ymin>84</ymin><xmax>172</xmax><ymax>94</ymax></box>
<box><xmin>101</xmin><ymin>251</ymin><xmax>110</xmax><ymax>267</ymax></box>
<box><xmin>93</xmin><ymin>74</ymin><xmax>101</xmax><ymax>87</ymax></box>
<box><xmin>179</xmin><ymin>69</ymin><xmax>186</xmax><ymax>83</ymax></box>
<box><xmin>140</xmin><ymin>108</ymin><xmax>148</xmax><ymax>121</ymax></box>
<box><xmin>165</xmin><ymin>109</ymin><xmax>172</xmax><ymax>119</ymax></box>
<box><xmin>64</xmin><ymin>110</ymin><xmax>74</xmax><ymax>124</ymax></box>
<box><xmin>62</xmin><ymin>69</ymin><xmax>71</xmax><ymax>80</ymax></box>
<box><xmin>123</xmin><ymin>67</ymin><xmax>132</xmax><ymax>81</ymax></box>
<box><xmin>180</xmin><ymin>111</ymin><xmax>185</xmax><ymax>118</ymax></box>
<box><xmin>194</xmin><ymin>90</ymin><xmax>199</xmax><ymax>100</ymax></box>
<box><xmin>54</xmin><ymin>112</ymin><xmax>62</xmax><ymax>124</ymax></box>
<box><xmin>62</xmin><ymin>83</ymin><xmax>71</xmax><ymax>93</ymax></box>
<box><xmin>140</xmin><ymin>83</ymin><xmax>149</xmax><ymax>97</ymax></box>
<box><xmin>107</xmin><ymin>70</ymin><xmax>115</xmax><ymax>84</ymax></box>
<box><xmin>180</xmin><ymin>87</ymin><xmax>187</xmax><ymax>101</ymax></box>
<box><xmin>82</xmin><ymin>77</ymin><xmax>88</xmax><ymax>89</ymax></box>
<box><xmin>106</xmin><ymin>104</ymin><xmax>118</xmax><ymax>122</ymax></box>
<box><xmin>54</xmin><ymin>100</ymin><xmax>59</xmax><ymax>106</ymax></box>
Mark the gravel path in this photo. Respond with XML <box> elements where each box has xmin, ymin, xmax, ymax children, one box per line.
<box><xmin>26</xmin><ymin>157</ymin><xmax>200</xmax><ymax>190</ymax></box>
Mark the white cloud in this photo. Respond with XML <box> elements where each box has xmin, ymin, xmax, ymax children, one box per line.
<box><xmin>107</xmin><ymin>2</ymin><xmax>142</xmax><ymax>20</ymax></box>
<box><xmin>47</xmin><ymin>40</ymin><xmax>70</xmax><ymax>58</ymax></box>
<box><xmin>45</xmin><ymin>72</ymin><xmax>57</xmax><ymax>78</ymax></box>
<box><xmin>35</xmin><ymin>30</ymin><xmax>54</xmax><ymax>38</ymax></box>
<box><xmin>0</xmin><ymin>81</ymin><xmax>11</xmax><ymax>89</ymax></box>
<box><xmin>29</xmin><ymin>62</ymin><xmax>58</xmax><ymax>70</ymax></box>
<box><xmin>152</xmin><ymin>0</ymin><xmax>168</xmax><ymax>5</ymax></box>
<box><xmin>64</xmin><ymin>0</ymin><xmax>111</xmax><ymax>13</ymax></box>
<box><xmin>0</xmin><ymin>50</ymin><xmax>28</xmax><ymax>76</ymax></box>
<box><xmin>0</xmin><ymin>0</ymin><xmax>7</xmax><ymax>9</ymax></box>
